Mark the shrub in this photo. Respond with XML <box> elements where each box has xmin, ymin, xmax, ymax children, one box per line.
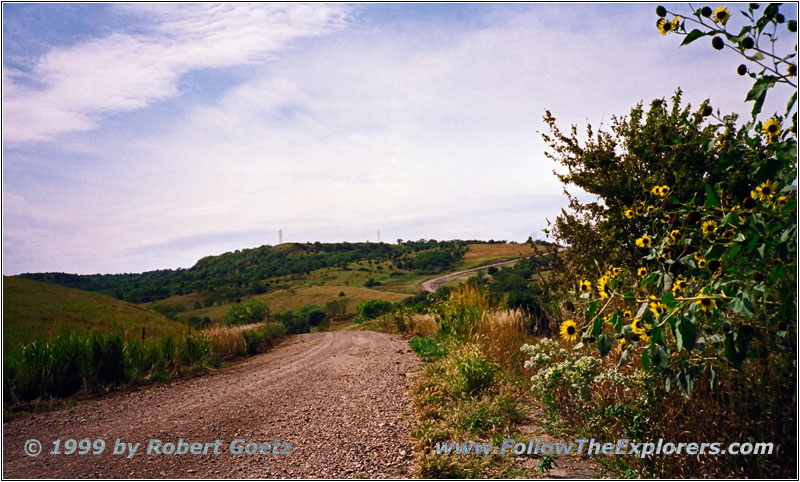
<box><xmin>354</xmin><ymin>299</ymin><xmax>395</xmax><ymax>323</ymax></box>
<box><xmin>409</xmin><ymin>336</ymin><xmax>445</xmax><ymax>362</ymax></box>
<box><xmin>224</xmin><ymin>299</ymin><xmax>270</xmax><ymax>326</ymax></box>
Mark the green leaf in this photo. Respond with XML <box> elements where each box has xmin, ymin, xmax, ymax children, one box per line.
<box><xmin>705</xmin><ymin>244</ymin><xmax>726</xmax><ymax>260</ymax></box>
<box><xmin>646</xmin><ymin>345</ymin><xmax>669</xmax><ymax>370</ymax></box>
<box><xmin>592</xmin><ymin>315</ymin><xmax>603</xmax><ymax>338</ymax></box>
<box><xmin>597</xmin><ymin>334</ymin><xmax>612</xmax><ymax>358</ymax></box>
<box><xmin>681</xmin><ymin>29</ymin><xmax>707</xmax><ymax>46</ymax></box>
<box><xmin>786</xmin><ymin>91</ymin><xmax>797</xmax><ymax>117</ymax></box>
<box><xmin>676</xmin><ymin>317</ymin><xmax>697</xmax><ymax>352</ymax></box>
<box><xmin>616</xmin><ymin>346</ymin><xmax>629</xmax><ymax>368</ymax></box>
<box><xmin>704</xmin><ymin>183</ymin><xmax>720</xmax><ymax>208</ymax></box>
<box><xmin>724</xmin><ymin>332</ymin><xmax>747</xmax><ymax>369</ymax></box>
<box><xmin>746</xmin><ymin>76</ymin><xmax>778</xmax><ymax>102</ymax></box>
<box><xmin>572</xmin><ymin>341</ymin><xmax>584</xmax><ymax>351</ymax></box>
<box><xmin>641</xmin><ymin>272</ymin><xmax>657</xmax><ymax>288</ymax></box>
<box><xmin>641</xmin><ymin>350</ymin><xmax>651</xmax><ymax>371</ymax></box>
<box><xmin>677</xmin><ymin>365</ymin><xmax>698</xmax><ymax>396</ymax></box>
<box><xmin>661</xmin><ymin>292</ymin><xmax>675</xmax><ymax>307</ymax></box>
<box><xmin>586</xmin><ymin>300</ymin><xmax>598</xmax><ymax>321</ymax></box>
<box><xmin>635</xmin><ymin>302</ymin><xmax>649</xmax><ymax>319</ymax></box>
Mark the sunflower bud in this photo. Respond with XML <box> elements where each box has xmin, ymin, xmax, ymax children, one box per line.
<box><xmin>708</xmin><ymin>259</ymin><xmax>721</xmax><ymax>273</ymax></box>
<box><xmin>749</xmin><ymin>3</ymin><xmax>759</xmax><ymax>9</ymax></box>
<box><xmin>742</xmin><ymin>196</ymin><xmax>757</xmax><ymax>209</ymax></box>
<box><xmin>776</xmin><ymin>13</ymin><xmax>785</xmax><ymax>24</ymax></box>
<box><xmin>702</xmin><ymin>105</ymin><xmax>713</xmax><ymax>116</ymax></box>
<box><xmin>712</xmin><ymin>36</ymin><xmax>724</xmax><ymax>50</ymax></box>
<box><xmin>789</xmin><ymin>20</ymin><xmax>797</xmax><ymax>32</ymax></box>
<box><xmin>662</xmin><ymin>197</ymin><xmax>672</xmax><ymax>209</ymax></box>
<box><xmin>685</xmin><ymin>211</ymin><xmax>701</xmax><ymax>225</ymax></box>
<box><xmin>742</xmin><ymin>37</ymin><xmax>754</xmax><ymax>49</ymax></box>
<box><xmin>701</xmin><ymin>6</ymin><xmax>712</xmax><ymax>17</ymax></box>
<box><xmin>737</xmin><ymin>64</ymin><xmax>748</xmax><ymax>75</ymax></box>
<box><xmin>656</xmin><ymin>5</ymin><xmax>667</xmax><ymax>17</ymax></box>
<box><xmin>753</xmin><ymin>271</ymin><xmax>765</xmax><ymax>282</ymax></box>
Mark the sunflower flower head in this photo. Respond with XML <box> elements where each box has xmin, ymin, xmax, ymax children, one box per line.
<box><xmin>701</xmin><ymin>220</ymin><xmax>718</xmax><ymax>237</ymax></box>
<box><xmin>762</xmin><ymin>117</ymin><xmax>781</xmax><ymax>141</ymax></box>
<box><xmin>672</xmin><ymin>277</ymin><xmax>688</xmax><ymax>293</ymax></box>
<box><xmin>774</xmin><ymin>195</ymin><xmax>788</xmax><ymax>209</ymax></box>
<box><xmin>635</xmin><ymin>235</ymin><xmax>653</xmax><ymax>248</ymax></box>
<box><xmin>754</xmin><ymin>180</ymin><xmax>776</xmax><ymax>201</ymax></box>
<box><xmin>696</xmin><ymin>294</ymin><xmax>717</xmax><ymax>312</ymax></box>
<box><xmin>713</xmin><ymin>6</ymin><xmax>730</xmax><ymax>24</ymax></box>
<box><xmin>622</xmin><ymin>310</ymin><xmax>633</xmax><ymax>320</ymax></box>
<box><xmin>560</xmin><ymin>319</ymin><xmax>579</xmax><ymax>343</ymax></box>
<box><xmin>624</xmin><ymin>209</ymin><xmax>635</xmax><ymax>219</ymax></box>
<box><xmin>596</xmin><ymin>276</ymin><xmax>609</xmax><ymax>299</ymax></box>
<box><xmin>657</xmin><ymin>16</ymin><xmax>680</xmax><ymax>35</ymax></box>
<box><xmin>578</xmin><ymin>279</ymin><xmax>592</xmax><ymax>294</ymax></box>
<box><xmin>649</xmin><ymin>302</ymin><xmax>667</xmax><ymax>318</ymax></box>
<box><xmin>637</xmin><ymin>266</ymin><xmax>648</xmax><ymax>278</ymax></box>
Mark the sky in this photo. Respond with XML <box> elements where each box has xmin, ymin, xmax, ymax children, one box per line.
<box><xmin>2</xmin><ymin>2</ymin><xmax>797</xmax><ymax>275</ymax></box>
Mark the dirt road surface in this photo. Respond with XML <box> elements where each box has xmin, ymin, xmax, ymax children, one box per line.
<box><xmin>3</xmin><ymin>331</ymin><xmax>420</xmax><ymax>478</ymax></box>
<box><xmin>419</xmin><ymin>258</ymin><xmax>521</xmax><ymax>293</ymax></box>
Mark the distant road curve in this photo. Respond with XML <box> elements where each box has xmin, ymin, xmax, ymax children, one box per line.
<box><xmin>419</xmin><ymin>258</ymin><xmax>523</xmax><ymax>293</ymax></box>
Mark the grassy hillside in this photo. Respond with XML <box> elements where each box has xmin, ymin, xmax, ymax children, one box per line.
<box><xmin>3</xmin><ymin>276</ymin><xmax>186</xmax><ymax>350</ymax></box>
<box><xmin>156</xmin><ymin>285</ymin><xmax>412</xmax><ymax>325</ymax></box>
<box><xmin>456</xmin><ymin>242</ymin><xmax>542</xmax><ymax>269</ymax></box>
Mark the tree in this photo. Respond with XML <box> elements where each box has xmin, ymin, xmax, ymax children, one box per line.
<box><xmin>224</xmin><ymin>299</ymin><xmax>270</xmax><ymax>326</ymax></box>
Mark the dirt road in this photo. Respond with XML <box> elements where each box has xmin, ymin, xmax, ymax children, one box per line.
<box><xmin>419</xmin><ymin>258</ymin><xmax>522</xmax><ymax>293</ymax></box>
<box><xmin>3</xmin><ymin>331</ymin><xmax>420</xmax><ymax>478</ymax></box>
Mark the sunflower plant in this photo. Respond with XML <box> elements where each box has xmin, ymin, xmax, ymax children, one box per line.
<box><xmin>550</xmin><ymin>4</ymin><xmax>797</xmax><ymax>398</ymax></box>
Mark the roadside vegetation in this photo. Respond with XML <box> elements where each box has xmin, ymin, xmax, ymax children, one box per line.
<box><xmin>4</xmin><ymin>322</ymin><xmax>286</xmax><ymax>411</ymax></box>
<box><xmin>523</xmin><ymin>5</ymin><xmax>796</xmax><ymax>478</ymax></box>
<box><xmin>359</xmin><ymin>4</ymin><xmax>796</xmax><ymax>479</ymax></box>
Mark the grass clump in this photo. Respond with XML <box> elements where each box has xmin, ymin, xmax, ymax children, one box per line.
<box><xmin>409</xmin><ymin>336</ymin><xmax>445</xmax><ymax>362</ymax></box>
<box><xmin>4</xmin><ymin>322</ymin><xmax>286</xmax><ymax>408</ymax></box>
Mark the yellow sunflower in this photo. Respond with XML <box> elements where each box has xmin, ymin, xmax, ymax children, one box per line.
<box><xmin>713</xmin><ymin>6</ymin><xmax>730</xmax><ymax>24</ymax></box>
<box><xmin>649</xmin><ymin>302</ymin><xmax>667</xmax><ymax>318</ymax></box>
<box><xmin>754</xmin><ymin>180</ymin><xmax>776</xmax><ymax>201</ymax></box>
<box><xmin>696</xmin><ymin>295</ymin><xmax>717</xmax><ymax>312</ymax></box>
<box><xmin>672</xmin><ymin>277</ymin><xmax>688</xmax><ymax>293</ymax></box>
<box><xmin>560</xmin><ymin>319</ymin><xmax>579</xmax><ymax>343</ymax></box>
<box><xmin>635</xmin><ymin>236</ymin><xmax>653</xmax><ymax>248</ymax></box>
<box><xmin>697</xmin><ymin>258</ymin><xmax>707</xmax><ymax>269</ymax></box>
<box><xmin>659</xmin><ymin>185</ymin><xmax>670</xmax><ymax>196</ymax></box>
<box><xmin>597</xmin><ymin>276</ymin><xmax>609</xmax><ymax>299</ymax></box>
<box><xmin>774</xmin><ymin>196</ymin><xmax>788</xmax><ymax>209</ymax></box>
<box><xmin>762</xmin><ymin>117</ymin><xmax>781</xmax><ymax>139</ymax></box>
<box><xmin>624</xmin><ymin>209</ymin><xmax>635</xmax><ymax>219</ymax></box>
<box><xmin>578</xmin><ymin>279</ymin><xmax>592</xmax><ymax>294</ymax></box>
<box><xmin>618</xmin><ymin>338</ymin><xmax>628</xmax><ymax>352</ymax></box>
<box><xmin>701</xmin><ymin>220</ymin><xmax>717</xmax><ymax>236</ymax></box>
<box><xmin>657</xmin><ymin>16</ymin><xmax>679</xmax><ymax>35</ymax></box>
<box><xmin>622</xmin><ymin>310</ymin><xmax>633</xmax><ymax>320</ymax></box>
<box><xmin>637</xmin><ymin>266</ymin><xmax>648</xmax><ymax>277</ymax></box>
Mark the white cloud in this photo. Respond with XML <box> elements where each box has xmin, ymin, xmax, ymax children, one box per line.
<box><xmin>2</xmin><ymin>3</ymin><xmax>351</xmax><ymax>142</ymax></box>
<box><xmin>3</xmin><ymin>4</ymin><xmax>796</xmax><ymax>274</ymax></box>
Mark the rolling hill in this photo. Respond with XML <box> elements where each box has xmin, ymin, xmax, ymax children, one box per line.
<box><xmin>2</xmin><ymin>276</ymin><xmax>186</xmax><ymax>349</ymax></box>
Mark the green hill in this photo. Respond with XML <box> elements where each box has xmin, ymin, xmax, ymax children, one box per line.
<box><xmin>3</xmin><ymin>276</ymin><xmax>186</xmax><ymax>350</ymax></box>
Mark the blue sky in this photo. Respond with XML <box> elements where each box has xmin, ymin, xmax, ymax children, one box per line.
<box><xmin>2</xmin><ymin>3</ymin><xmax>797</xmax><ymax>275</ymax></box>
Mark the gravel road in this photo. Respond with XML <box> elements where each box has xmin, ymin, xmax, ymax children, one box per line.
<box><xmin>3</xmin><ymin>331</ymin><xmax>420</xmax><ymax>478</ymax></box>
<box><xmin>419</xmin><ymin>258</ymin><xmax>522</xmax><ymax>293</ymax></box>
